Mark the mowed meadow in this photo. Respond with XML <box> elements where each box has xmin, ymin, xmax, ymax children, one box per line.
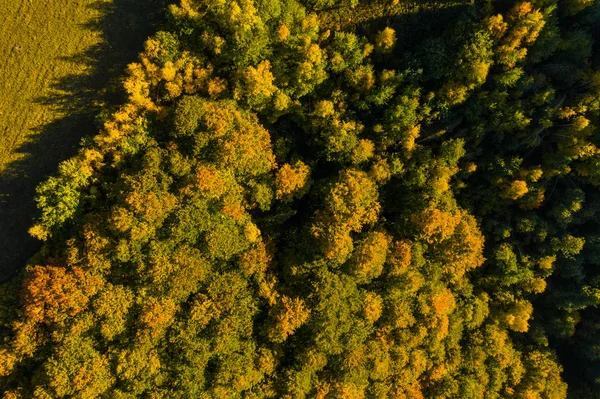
<box><xmin>0</xmin><ymin>0</ymin><xmax>165</xmax><ymax>277</ymax></box>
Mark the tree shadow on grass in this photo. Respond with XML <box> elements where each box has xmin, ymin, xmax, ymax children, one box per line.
<box><xmin>0</xmin><ymin>0</ymin><xmax>167</xmax><ymax>279</ymax></box>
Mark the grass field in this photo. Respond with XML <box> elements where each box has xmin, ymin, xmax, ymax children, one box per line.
<box><xmin>0</xmin><ymin>0</ymin><xmax>165</xmax><ymax>278</ymax></box>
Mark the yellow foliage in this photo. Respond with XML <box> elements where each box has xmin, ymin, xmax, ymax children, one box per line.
<box><xmin>376</xmin><ymin>27</ymin><xmax>396</xmax><ymax>52</ymax></box>
<box><xmin>82</xmin><ymin>221</ymin><xmax>111</xmax><ymax>271</ymax></box>
<box><xmin>161</xmin><ymin>61</ymin><xmax>177</xmax><ymax>81</ymax></box>
<box><xmin>22</xmin><ymin>265</ymin><xmax>103</xmax><ymax>325</ymax></box>
<box><xmin>488</xmin><ymin>14</ymin><xmax>508</xmax><ymax>39</ymax></box>
<box><xmin>244</xmin><ymin>222</ymin><xmax>261</xmax><ymax>243</ymax></box>
<box><xmin>190</xmin><ymin>294</ymin><xmax>217</xmax><ymax>327</ymax></box>
<box><xmin>538</xmin><ymin>256</ymin><xmax>556</xmax><ymax>270</ymax></box>
<box><xmin>370</xmin><ymin>157</ymin><xmax>391</xmax><ymax>183</ymax></box>
<box><xmin>165</xmin><ymin>79</ymin><xmax>183</xmax><ymax>98</ymax></box>
<box><xmin>315</xmin><ymin>383</ymin><xmax>331</xmax><ymax>399</ymax></box>
<box><xmin>0</xmin><ymin>349</ymin><xmax>17</xmax><ymax>377</ymax></box>
<box><xmin>334</xmin><ymin>383</ymin><xmax>365</xmax><ymax>399</ymax></box>
<box><xmin>471</xmin><ymin>60</ymin><xmax>491</xmax><ymax>85</ymax></box>
<box><xmin>222</xmin><ymin>202</ymin><xmax>246</xmax><ymax>221</ymax></box>
<box><xmin>431</xmin><ymin>289</ymin><xmax>456</xmax><ymax>316</ymax></box>
<box><xmin>404</xmin><ymin>124</ymin><xmax>421</xmax><ymax>152</ymax></box>
<box><xmin>313</xmin><ymin>224</ymin><xmax>355</xmax><ymax>263</ymax></box>
<box><xmin>208</xmin><ymin>77</ymin><xmax>227</xmax><ymax>97</ymax></box>
<box><xmin>275</xmin><ymin>161</ymin><xmax>310</xmax><ymax>200</ymax></box>
<box><xmin>273</xmin><ymin>91</ymin><xmax>291</xmax><ymax>111</ymax></box>
<box><xmin>363</xmin><ymin>292</ymin><xmax>384</xmax><ymax>323</ymax></box>
<box><xmin>439</xmin><ymin>212</ymin><xmax>485</xmax><ymax>281</ymax></box>
<box><xmin>277</xmin><ymin>24</ymin><xmax>290</xmax><ymax>41</ymax></box>
<box><xmin>504</xmin><ymin>180</ymin><xmax>529</xmax><ymax>200</ymax></box>
<box><xmin>124</xmin><ymin>187</ymin><xmax>178</xmax><ymax>226</ymax></box>
<box><xmin>464</xmin><ymin>162</ymin><xmax>478</xmax><ymax>173</ymax></box>
<box><xmin>518</xmin><ymin>188</ymin><xmax>545</xmax><ymax>210</ymax></box>
<box><xmin>301</xmin><ymin>13</ymin><xmax>319</xmax><ymax>33</ymax></box>
<box><xmin>327</xmin><ymin>169</ymin><xmax>381</xmax><ymax>230</ymax></box>
<box><xmin>523</xmin><ymin>167</ymin><xmax>543</xmax><ymax>182</ymax></box>
<box><xmin>94</xmin><ymin>284</ymin><xmax>135</xmax><ymax>341</ymax></box>
<box><xmin>141</xmin><ymin>56</ymin><xmax>161</xmax><ymax>83</ymax></box>
<box><xmin>429</xmin><ymin>364</ymin><xmax>447</xmax><ymax>381</ymax></box>
<box><xmin>496</xmin><ymin>2</ymin><xmax>545</xmax><ymax>68</ymax></box>
<box><xmin>524</xmin><ymin>277</ymin><xmax>547</xmax><ymax>294</ymax></box>
<box><xmin>313</xmin><ymin>170</ymin><xmax>381</xmax><ymax>262</ymax></box>
<box><xmin>314</xmin><ymin>100</ymin><xmax>335</xmax><ymax>118</ymax></box>
<box><xmin>12</xmin><ymin>320</ymin><xmax>39</xmax><ymax>358</ymax></box>
<box><xmin>124</xmin><ymin>63</ymin><xmax>157</xmax><ymax>111</ymax></box>
<box><xmin>388</xmin><ymin>296</ymin><xmax>416</xmax><ymax>329</ymax></box>
<box><xmin>506</xmin><ymin>299</ymin><xmax>533</xmax><ymax>332</ymax></box>
<box><xmin>243</xmin><ymin>60</ymin><xmax>276</xmax><ymax>98</ymax></box>
<box><xmin>346</xmin><ymin>345</ymin><xmax>367</xmax><ymax>369</ymax></box>
<box><xmin>299</xmin><ymin>349</ymin><xmax>327</xmax><ymax>372</ymax></box>
<box><xmin>140</xmin><ymin>298</ymin><xmax>178</xmax><ymax>333</ymax></box>
<box><xmin>351</xmin><ymin>139</ymin><xmax>375</xmax><ymax>164</ymax></box>
<box><xmin>388</xmin><ymin>240</ymin><xmax>412</xmax><ymax>276</ymax></box>
<box><xmin>436</xmin><ymin>315</ymin><xmax>450</xmax><ymax>340</ymax></box>
<box><xmin>349</xmin><ymin>65</ymin><xmax>375</xmax><ymax>91</ymax></box>
<box><xmin>239</xmin><ymin>242</ymin><xmax>270</xmax><ymax>276</ymax></box>
<box><xmin>556</xmin><ymin>106</ymin><xmax>577</xmax><ymax>120</ymax></box>
<box><xmin>412</xmin><ymin>206</ymin><xmax>461</xmax><ymax>243</ymax></box>
<box><xmin>404</xmin><ymin>378</ymin><xmax>425</xmax><ymax>399</ymax></box>
<box><xmin>196</xmin><ymin>165</ymin><xmax>226</xmax><ymax>198</ymax></box>
<box><xmin>2</xmin><ymin>391</ymin><xmax>19</xmax><ymax>399</ymax></box>
<box><xmin>509</xmin><ymin>2</ymin><xmax>533</xmax><ymax>21</ymax></box>
<box><xmin>258</xmin><ymin>275</ymin><xmax>279</xmax><ymax>306</ymax></box>
<box><xmin>439</xmin><ymin>82</ymin><xmax>469</xmax><ymax>106</ymax></box>
<box><xmin>218</xmin><ymin>123</ymin><xmax>277</xmax><ymax>177</ymax></box>
<box><xmin>308</xmin><ymin>43</ymin><xmax>325</xmax><ymax>64</ymax></box>
<box><xmin>268</xmin><ymin>296</ymin><xmax>310</xmax><ymax>343</ymax></box>
<box><xmin>169</xmin><ymin>0</ymin><xmax>200</xmax><ymax>19</ymax></box>
<box><xmin>572</xmin><ymin>115</ymin><xmax>590</xmax><ymax>131</ymax></box>
<box><xmin>430</xmin><ymin>165</ymin><xmax>457</xmax><ymax>194</ymax></box>
<box><xmin>28</xmin><ymin>224</ymin><xmax>50</xmax><ymax>241</ymax></box>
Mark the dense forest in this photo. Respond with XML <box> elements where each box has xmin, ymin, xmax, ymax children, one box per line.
<box><xmin>0</xmin><ymin>0</ymin><xmax>599</xmax><ymax>397</ymax></box>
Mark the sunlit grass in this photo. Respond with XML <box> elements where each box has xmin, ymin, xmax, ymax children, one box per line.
<box><xmin>0</xmin><ymin>0</ymin><xmax>108</xmax><ymax>171</ymax></box>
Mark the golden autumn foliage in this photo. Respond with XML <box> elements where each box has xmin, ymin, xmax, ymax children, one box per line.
<box><xmin>242</xmin><ymin>61</ymin><xmax>276</xmax><ymax>97</ymax></box>
<box><xmin>388</xmin><ymin>240</ymin><xmax>412</xmax><ymax>276</ymax></box>
<box><xmin>412</xmin><ymin>206</ymin><xmax>462</xmax><ymax>243</ymax></box>
<box><xmin>438</xmin><ymin>213</ymin><xmax>486</xmax><ymax>281</ymax></box>
<box><xmin>505</xmin><ymin>299</ymin><xmax>534</xmax><ymax>332</ymax></box>
<box><xmin>195</xmin><ymin>164</ymin><xmax>228</xmax><ymax>198</ymax></box>
<box><xmin>239</xmin><ymin>242</ymin><xmax>270</xmax><ymax>276</ymax></box>
<box><xmin>21</xmin><ymin>266</ymin><xmax>103</xmax><ymax>325</ymax></box>
<box><xmin>267</xmin><ymin>296</ymin><xmax>310</xmax><ymax>343</ymax></box>
<box><xmin>275</xmin><ymin>161</ymin><xmax>310</xmax><ymax>200</ymax></box>
<box><xmin>362</xmin><ymin>292</ymin><xmax>384</xmax><ymax>323</ymax></box>
<box><xmin>375</xmin><ymin>27</ymin><xmax>396</xmax><ymax>52</ymax></box>
<box><xmin>494</xmin><ymin>2</ymin><xmax>546</xmax><ymax>67</ymax></box>
<box><xmin>503</xmin><ymin>180</ymin><xmax>530</xmax><ymax>200</ymax></box>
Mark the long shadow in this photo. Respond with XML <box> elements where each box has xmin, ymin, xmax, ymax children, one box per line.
<box><xmin>0</xmin><ymin>0</ymin><xmax>167</xmax><ymax>279</ymax></box>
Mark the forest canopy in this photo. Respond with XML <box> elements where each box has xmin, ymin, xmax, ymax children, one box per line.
<box><xmin>1</xmin><ymin>0</ymin><xmax>600</xmax><ymax>397</ymax></box>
